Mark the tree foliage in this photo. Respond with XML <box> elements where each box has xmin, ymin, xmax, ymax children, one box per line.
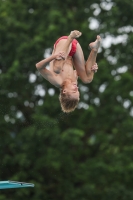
<box><xmin>1</xmin><ymin>0</ymin><xmax>133</xmax><ymax>199</ymax></box>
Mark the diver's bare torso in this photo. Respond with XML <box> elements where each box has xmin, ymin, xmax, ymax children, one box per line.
<box><xmin>49</xmin><ymin>55</ymin><xmax>78</xmax><ymax>88</ymax></box>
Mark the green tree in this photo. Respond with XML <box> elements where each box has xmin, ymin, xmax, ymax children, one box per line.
<box><xmin>1</xmin><ymin>0</ymin><xmax>133</xmax><ymax>199</ymax></box>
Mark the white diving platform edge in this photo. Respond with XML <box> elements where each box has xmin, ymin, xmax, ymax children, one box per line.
<box><xmin>0</xmin><ymin>180</ymin><xmax>34</xmax><ymax>189</ymax></box>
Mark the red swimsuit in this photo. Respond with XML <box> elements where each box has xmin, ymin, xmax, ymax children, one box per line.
<box><xmin>54</xmin><ymin>36</ymin><xmax>78</xmax><ymax>56</ymax></box>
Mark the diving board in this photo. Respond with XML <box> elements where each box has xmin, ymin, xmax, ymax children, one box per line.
<box><xmin>0</xmin><ymin>181</ymin><xmax>34</xmax><ymax>189</ymax></box>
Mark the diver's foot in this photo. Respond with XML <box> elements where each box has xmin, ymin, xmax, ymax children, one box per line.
<box><xmin>69</xmin><ymin>30</ymin><xmax>82</xmax><ymax>39</ymax></box>
<box><xmin>89</xmin><ymin>35</ymin><xmax>101</xmax><ymax>51</ymax></box>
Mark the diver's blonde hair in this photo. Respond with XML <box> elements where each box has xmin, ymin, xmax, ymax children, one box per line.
<box><xmin>59</xmin><ymin>92</ymin><xmax>79</xmax><ymax>113</ymax></box>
